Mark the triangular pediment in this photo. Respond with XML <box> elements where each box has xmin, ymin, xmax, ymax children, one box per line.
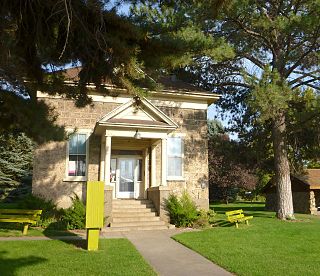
<box><xmin>97</xmin><ymin>97</ymin><xmax>178</xmax><ymax>129</ymax></box>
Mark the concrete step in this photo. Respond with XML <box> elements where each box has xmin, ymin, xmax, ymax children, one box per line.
<box><xmin>103</xmin><ymin>225</ymin><xmax>170</xmax><ymax>232</ymax></box>
<box><xmin>112</xmin><ymin>208</ymin><xmax>157</xmax><ymax>213</ymax></box>
<box><xmin>112</xmin><ymin>211</ymin><xmax>157</xmax><ymax>217</ymax></box>
<box><xmin>112</xmin><ymin>216</ymin><xmax>161</xmax><ymax>223</ymax></box>
<box><xmin>111</xmin><ymin>220</ymin><xmax>166</xmax><ymax>227</ymax></box>
<box><xmin>112</xmin><ymin>203</ymin><xmax>154</xmax><ymax>209</ymax></box>
<box><xmin>113</xmin><ymin>200</ymin><xmax>153</xmax><ymax>206</ymax></box>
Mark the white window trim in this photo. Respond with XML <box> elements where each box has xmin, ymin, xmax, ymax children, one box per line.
<box><xmin>64</xmin><ymin>129</ymin><xmax>91</xmax><ymax>182</ymax></box>
<box><xmin>167</xmin><ymin>134</ymin><xmax>185</xmax><ymax>181</ymax></box>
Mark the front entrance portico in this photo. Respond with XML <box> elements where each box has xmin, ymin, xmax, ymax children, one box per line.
<box><xmin>94</xmin><ymin>97</ymin><xmax>178</xmax><ymax>200</ymax></box>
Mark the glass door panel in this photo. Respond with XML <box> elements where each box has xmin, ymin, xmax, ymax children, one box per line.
<box><xmin>116</xmin><ymin>157</ymin><xmax>143</xmax><ymax>199</ymax></box>
<box><xmin>119</xmin><ymin>159</ymin><xmax>135</xmax><ymax>193</ymax></box>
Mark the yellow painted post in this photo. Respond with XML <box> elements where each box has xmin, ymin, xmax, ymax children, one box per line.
<box><xmin>86</xmin><ymin>181</ymin><xmax>104</xmax><ymax>251</ymax></box>
<box><xmin>22</xmin><ymin>224</ymin><xmax>29</xmax><ymax>235</ymax></box>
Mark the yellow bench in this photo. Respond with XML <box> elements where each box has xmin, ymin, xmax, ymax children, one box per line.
<box><xmin>225</xmin><ymin>209</ymin><xmax>253</xmax><ymax>228</ymax></box>
<box><xmin>0</xmin><ymin>209</ymin><xmax>42</xmax><ymax>235</ymax></box>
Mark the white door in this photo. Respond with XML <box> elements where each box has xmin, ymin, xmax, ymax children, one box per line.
<box><xmin>116</xmin><ymin>158</ymin><xmax>140</xmax><ymax>198</ymax></box>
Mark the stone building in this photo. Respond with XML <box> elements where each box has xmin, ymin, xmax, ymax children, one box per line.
<box><xmin>264</xmin><ymin>169</ymin><xmax>320</xmax><ymax>215</ymax></box>
<box><xmin>32</xmin><ymin>68</ymin><xmax>218</xmax><ymax>229</ymax></box>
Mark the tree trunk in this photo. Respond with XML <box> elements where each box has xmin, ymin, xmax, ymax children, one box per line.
<box><xmin>272</xmin><ymin>111</ymin><xmax>295</xmax><ymax>220</ymax></box>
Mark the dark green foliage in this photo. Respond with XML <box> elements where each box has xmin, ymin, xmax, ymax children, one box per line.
<box><xmin>16</xmin><ymin>194</ymin><xmax>86</xmax><ymax>230</ymax></box>
<box><xmin>0</xmin><ymin>93</ymin><xmax>66</xmax><ymax>143</ymax></box>
<box><xmin>61</xmin><ymin>195</ymin><xmax>86</xmax><ymax>230</ymax></box>
<box><xmin>164</xmin><ymin>192</ymin><xmax>198</xmax><ymax>227</ymax></box>
<box><xmin>0</xmin><ymin>133</ymin><xmax>35</xmax><ymax>201</ymax></box>
<box><xmin>18</xmin><ymin>194</ymin><xmax>63</xmax><ymax>228</ymax></box>
<box><xmin>207</xmin><ymin>119</ymin><xmax>225</xmax><ymax>139</ymax></box>
<box><xmin>208</xmin><ymin>122</ymin><xmax>258</xmax><ymax>203</ymax></box>
<box><xmin>193</xmin><ymin>209</ymin><xmax>216</xmax><ymax>229</ymax></box>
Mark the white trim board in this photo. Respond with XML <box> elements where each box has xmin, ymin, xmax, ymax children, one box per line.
<box><xmin>37</xmin><ymin>91</ymin><xmax>212</xmax><ymax>110</ymax></box>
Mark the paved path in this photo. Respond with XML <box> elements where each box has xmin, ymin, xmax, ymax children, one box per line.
<box><xmin>102</xmin><ymin>229</ymin><xmax>232</xmax><ymax>276</ymax></box>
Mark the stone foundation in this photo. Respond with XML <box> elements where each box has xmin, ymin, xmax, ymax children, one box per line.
<box><xmin>104</xmin><ymin>186</ymin><xmax>113</xmax><ymax>226</ymax></box>
<box><xmin>147</xmin><ymin>186</ymin><xmax>171</xmax><ymax>222</ymax></box>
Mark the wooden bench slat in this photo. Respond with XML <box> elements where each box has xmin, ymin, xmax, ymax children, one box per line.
<box><xmin>0</xmin><ymin>218</ymin><xmax>36</xmax><ymax>224</ymax></box>
<box><xmin>0</xmin><ymin>209</ymin><xmax>42</xmax><ymax>215</ymax></box>
<box><xmin>225</xmin><ymin>209</ymin><xmax>244</xmax><ymax>216</ymax></box>
<box><xmin>225</xmin><ymin>209</ymin><xmax>253</xmax><ymax>228</ymax></box>
<box><xmin>0</xmin><ymin>215</ymin><xmax>39</xmax><ymax>220</ymax></box>
<box><xmin>0</xmin><ymin>209</ymin><xmax>42</xmax><ymax>235</ymax></box>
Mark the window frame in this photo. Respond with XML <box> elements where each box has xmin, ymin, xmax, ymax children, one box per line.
<box><xmin>64</xmin><ymin>130</ymin><xmax>91</xmax><ymax>182</ymax></box>
<box><xmin>166</xmin><ymin>135</ymin><xmax>184</xmax><ymax>181</ymax></box>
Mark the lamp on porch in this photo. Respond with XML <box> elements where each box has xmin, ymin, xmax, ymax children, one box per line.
<box><xmin>134</xmin><ymin>129</ymin><xmax>141</xmax><ymax>139</ymax></box>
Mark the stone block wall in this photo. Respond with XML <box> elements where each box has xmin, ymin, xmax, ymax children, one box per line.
<box><xmin>32</xmin><ymin>98</ymin><xmax>120</xmax><ymax>208</ymax></box>
<box><xmin>265</xmin><ymin>191</ymin><xmax>313</xmax><ymax>214</ymax></box>
<box><xmin>32</xmin><ymin>141</ymin><xmax>85</xmax><ymax>208</ymax></box>
<box><xmin>32</xmin><ymin>96</ymin><xmax>209</xmax><ymax>210</ymax></box>
<box><xmin>158</xmin><ymin>107</ymin><xmax>209</xmax><ymax>210</ymax></box>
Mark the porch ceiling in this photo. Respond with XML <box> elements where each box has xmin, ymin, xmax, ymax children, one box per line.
<box><xmin>111</xmin><ymin>137</ymin><xmax>155</xmax><ymax>150</ymax></box>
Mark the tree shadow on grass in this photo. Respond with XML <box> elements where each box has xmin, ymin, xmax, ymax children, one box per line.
<box><xmin>42</xmin><ymin>222</ymin><xmax>87</xmax><ymax>249</ymax></box>
<box><xmin>0</xmin><ymin>250</ymin><xmax>47</xmax><ymax>276</ymax></box>
<box><xmin>211</xmin><ymin>204</ymin><xmax>266</xmax><ymax>214</ymax></box>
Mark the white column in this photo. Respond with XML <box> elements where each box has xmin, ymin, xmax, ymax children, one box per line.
<box><xmin>143</xmin><ymin>148</ymin><xmax>149</xmax><ymax>197</ymax></box>
<box><xmin>161</xmin><ymin>138</ymin><xmax>167</xmax><ymax>186</ymax></box>
<box><xmin>151</xmin><ymin>144</ymin><xmax>157</xmax><ymax>187</ymax></box>
<box><xmin>99</xmin><ymin>136</ymin><xmax>105</xmax><ymax>181</ymax></box>
<box><xmin>104</xmin><ymin>135</ymin><xmax>111</xmax><ymax>186</ymax></box>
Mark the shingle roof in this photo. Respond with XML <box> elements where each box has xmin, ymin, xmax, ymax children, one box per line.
<box><xmin>263</xmin><ymin>169</ymin><xmax>320</xmax><ymax>193</ymax></box>
<box><xmin>57</xmin><ymin>67</ymin><xmax>209</xmax><ymax>94</ymax></box>
<box><xmin>296</xmin><ymin>169</ymin><xmax>320</xmax><ymax>188</ymax></box>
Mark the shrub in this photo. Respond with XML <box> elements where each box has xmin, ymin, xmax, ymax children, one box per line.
<box><xmin>61</xmin><ymin>195</ymin><xmax>86</xmax><ymax>230</ymax></box>
<box><xmin>18</xmin><ymin>194</ymin><xmax>62</xmax><ymax>228</ymax></box>
<box><xmin>193</xmin><ymin>209</ymin><xmax>216</xmax><ymax>229</ymax></box>
<box><xmin>165</xmin><ymin>192</ymin><xmax>198</xmax><ymax>227</ymax></box>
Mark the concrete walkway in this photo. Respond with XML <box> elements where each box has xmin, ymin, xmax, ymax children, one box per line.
<box><xmin>102</xmin><ymin>229</ymin><xmax>232</xmax><ymax>276</ymax></box>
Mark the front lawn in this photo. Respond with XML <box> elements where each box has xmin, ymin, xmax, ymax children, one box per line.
<box><xmin>0</xmin><ymin>239</ymin><xmax>156</xmax><ymax>276</ymax></box>
<box><xmin>173</xmin><ymin>202</ymin><xmax>320</xmax><ymax>276</ymax></box>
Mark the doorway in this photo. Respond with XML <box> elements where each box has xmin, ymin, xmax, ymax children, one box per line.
<box><xmin>114</xmin><ymin>157</ymin><xmax>142</xmax><ymax>198</ymax></box>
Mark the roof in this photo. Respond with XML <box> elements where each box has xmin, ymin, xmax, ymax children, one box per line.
<box><xmin>263</xmin><ymin>169</ymin><xmax>320</xmax><ymax>193</ymax></box>
<box><xmin>94</xmin><ymin>97</ymin><xmax>178</xmax><ymax>135</ymax></box>
<box><xmin>55</xmin><ymin>67</ymin><xmax>219</xmax><ymax>101</ymax></box>
<box><xmin>296</xmin><ymin>169</ymin><xmax>320</xmax><ymax>188</ymax></box>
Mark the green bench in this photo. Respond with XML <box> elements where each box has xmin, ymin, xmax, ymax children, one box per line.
<box><xmin>0</xmin><ymin>209</ymin><xmax>42</xmax><ymax>235</ymax></box>
<box><xmin>225</xmin><ymin>209</ymin><xmax>253</xmax><ymax>228</ymax></box>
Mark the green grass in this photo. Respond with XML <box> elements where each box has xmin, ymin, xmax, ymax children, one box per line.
<box><xmin>0</xmin><ymin>239</ymin><xmax>156</xmax><ymax>276</ymax></box>
<box><xmin>173</xmin><ymin>202</ymin><xmax>320</xmax><ymax>276</ymax></box>
<box><xmin>0</xmin><ymin>223</ymin><xmax>77</xmax><ymax>237</ymax></box>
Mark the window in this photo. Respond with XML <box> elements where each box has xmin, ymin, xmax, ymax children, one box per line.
<box><xmin>167</xmin><ymin>137</ymin><xmax>183</xmax><ymax>179</ymax></box>
<box><xmin>68</xmin><ymin>134</ymin><xmax>87</xmax><ymax>177</ymax></box>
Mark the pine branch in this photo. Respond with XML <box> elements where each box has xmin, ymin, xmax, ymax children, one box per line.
<box><xmin>292</xmin><ymin>80</ymin><xmax>320</xmax><ymax>90</ymax></box>
<box><xmin>229</xmin><ymin>17</ymin><xmax>275</xmax><ymax>56</ymax></box>
<box><xmin>242</xmin><ymin>54</ymin><xmax>266</xmax><ymax>69</ymax></box>
<box><xmin>215</xmin><ymin>81</ymin><xmax>252</xmax><ymax>89</ymax></box>
<box><xmin>288</xmin><ymin>69</ymin><xmax>320</xmax><ymax>85</ymax></box>
<box><xmin>285</xmin><ymin>30</ymin><xmax>320</xmax><ymax>77</ymax></box>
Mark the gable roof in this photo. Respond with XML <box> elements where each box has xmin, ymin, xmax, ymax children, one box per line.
<box><xmin>55</xmin><ymin>67</ymin><xmax>219</xmax><ymax>104</ymax></box>
<box><xmin>263</xmin><ymin>169</ymin><xmax>320</xmax><ymax>193</ymax></box>
<box><xmin>296</xmin><ymin>169</ymin><xmax>320</xmax><ymax>188</ymax></box>
<box><xmin>94</xmin><ymin>97</ymin><xmax>178</xmax><ymax>134</ymax></box>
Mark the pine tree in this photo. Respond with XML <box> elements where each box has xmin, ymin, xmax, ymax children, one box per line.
<box><xmin>171</xmin><ymin>0</ymin><xmax>320</xmax><ymax>219</ymax></box>
<box><xmin>0</xmin><ymin>133</ymin><xmax>35</xmax><ymax>201</ymax></box>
